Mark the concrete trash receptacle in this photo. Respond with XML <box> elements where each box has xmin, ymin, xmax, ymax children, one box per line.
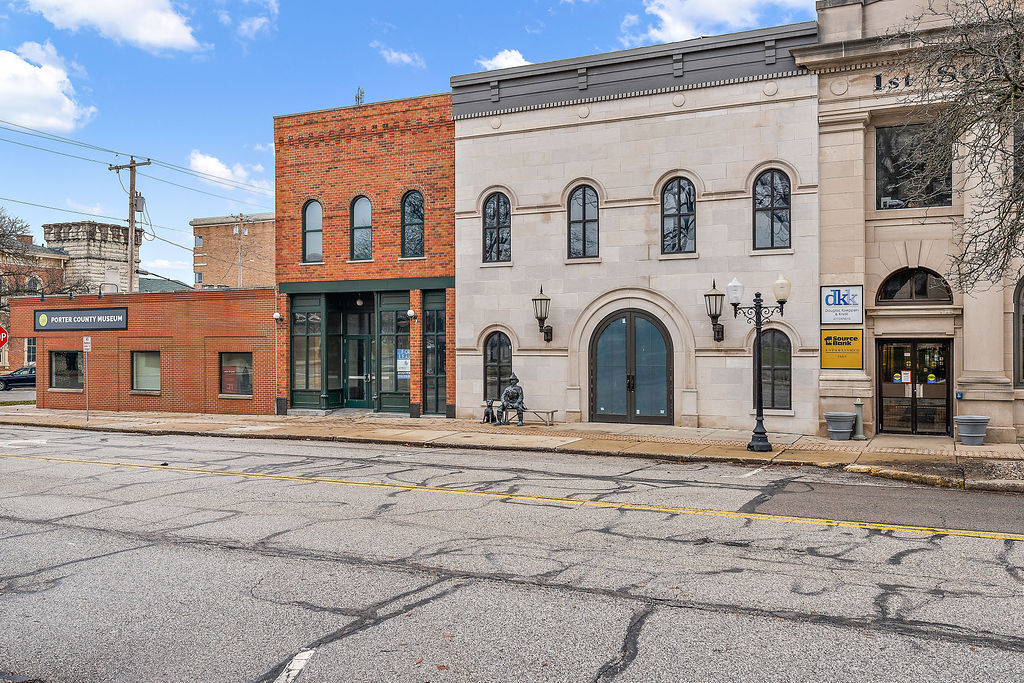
<box><xmin>954</xmin><ymin>415</ymin><xmax>990</xmax><ymax>446</ymax></box>
<box><xmin>824</xmin><ymin>412</ymin><xmax>856</xmax><ymax>441</ymax></box>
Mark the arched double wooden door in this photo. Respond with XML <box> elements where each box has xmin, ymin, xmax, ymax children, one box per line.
<box><xmin>589</xmin><ymin>310</ymin><xmax>673</xmax><ymax>425</ymax></box>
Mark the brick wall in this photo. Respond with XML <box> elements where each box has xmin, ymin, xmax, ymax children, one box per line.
<box><xmin>192</xmin><ymin>216</ymin><xmax>275</xmax><ymax>289</ymax></box>
<box><xmin>8</xmin><ymin>289</ymin><xmax>278</xmax><ymax>414</ymax></box>
<box><xmin>274</xmin><ymin>93</ymin><xmax>456</xmax><ymax>411</ymax></box>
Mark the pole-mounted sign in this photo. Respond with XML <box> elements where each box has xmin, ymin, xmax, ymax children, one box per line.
<box><xmin>0</xmin><ymin>325</ymin><xmax>8</xmax><ymax>349</ymax></box>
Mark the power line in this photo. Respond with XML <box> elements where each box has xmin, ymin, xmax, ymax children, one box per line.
<box><xmin>0</xmin><ymin>196</ymin><xmax>127</xmax><ymax>222</ymax></box>
<box><xmin>0</xmin><ymin>136</ymin><xmax>109</xmax><ymax>165</ymax></box>
<box><xmin>137</xmin><ymin>172</ymin><xmax>273</xmax><ymax>209</ymax></box>
<box><xmin>0</xmin><ymin>117</ymin><xmax>276</xmax><ymax>197</ymax></box>
<box><xmin>0</xmin><ymin>194</ymin><xmax>276</xmax><ymax>277</ymax></box>
<box><xmin>149</xmin><ymin>231</ymin><xmax>275</xmax><ymax>275</ymax></box>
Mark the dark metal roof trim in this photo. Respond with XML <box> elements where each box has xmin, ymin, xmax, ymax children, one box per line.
<box><xmin>452</xmin><ymin>69</ymin><xmax>808</xmax><ymax>121</ymax></box>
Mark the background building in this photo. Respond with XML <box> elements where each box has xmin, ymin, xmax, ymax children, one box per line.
<box><xmin>793</xmin><ymin>0</ymin><xmax>1017</xmax><ymax>441</ymax></box>
<box><xmin>452</xmin><ymin>24</ymin><xmax>822</xmax><ymax>433</ymax></box>
<box><xmin>0</xmin><ymin>234</ymin><xmax>69</xmax><ymax>372</ymax></box>
<box><xmin>190</xmin><ymin>213</ymin><xmax>275</xmax><ymax>289</ymax></box>
<box><xmin>43</xmin><ymin>221</ymin><xmax>142</xmax><ymax>294</ymax></box>
<box><xmin>274</xmin><ymin>94</ymin><xmax>455</xmax><ymax>416</ymax></box>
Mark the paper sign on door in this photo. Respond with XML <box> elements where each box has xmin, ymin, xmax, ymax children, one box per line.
<box><xmin>901</xmin><ymin>370</ymin><xmax>912</xmax><ymax>383</ymax></box>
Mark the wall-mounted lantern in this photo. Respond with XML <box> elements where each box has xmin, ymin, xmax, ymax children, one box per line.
<box><xmin>703</xmin><ymin>280</ymin><xmax>725</xmax><ymax>342</ymax></box>
<box><xmin>532</xmin><ymin>286</ymin><xmax>553</xmax><ymax>342</ymax></box>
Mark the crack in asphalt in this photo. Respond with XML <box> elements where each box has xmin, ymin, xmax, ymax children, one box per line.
<box><xmin>252</xmin><ymin>579</ymin><xmax>461</xmax><ymax>683</ymax></box>
<box><xmin>592</xmin><ymin>605</ymin><xmax>656</xmax><ymax>682</ymax></box>
<box><xmin>2</xmin><ymin>512</ymin><xmax>1024</xmax><ymax>656</ymax></box>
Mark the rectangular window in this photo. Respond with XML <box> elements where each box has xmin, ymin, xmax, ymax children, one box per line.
<box><xmin>26</xmin><ymin>338</ymin><xmax>36</xmax><ymax>365</ymax></box>
<box><xmin>195</xmin><ymin>271</ymin><xmax>203</xmax><ymax>285</ymax></box>
<box><xmin>131</xmin><ymin>351</ymin><xmax>161</xmax><ymax>391</ymax></box>
<box><xmin>195</xmin><ymin>234</ymin><xmax>203</xmax><ymax>248</ymax></box>
<box><xmin>50</xmin><ymin>351</ymin><xmax>83</xmax><ymax>389</ymax></box>
<box><xmin>220</xmin><ymin>352</ymin><xmax>253</xmax><ymax>396</ymax></box>
<box><xmin>875</xmin><ymin>124</ymin><xmax>953</xmax><ymax>210</ymax></box>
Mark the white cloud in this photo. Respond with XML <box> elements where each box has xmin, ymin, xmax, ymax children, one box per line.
<box><xmin>24</xmin><ymin>0</ymin><xmax>200</xmax><ymax>52</ymax></box>
<box><xmin>216</xmin><ymin>10</ymin><xmax>231</xmax><ymax>26</ymax></box>
<box><xmin>620</xmin><ymin>0</ymin><xmax>814</xmax><ymax>46</ymax></box>
<box><xmin>142</xmin><ymin>258</ymin><xmax>191</xmax><ymax>271</ymax></box>
<box><xmin>0</xmin><ymin>41</ymin><xmax>95</xmax><ymax>132</ymax></box>
<box><xmin>369</xmin><ymin>41</ymin><xmax>426</xmax><ymax>68</ymax></box>
<box><xmin>188</xmin><ymin>149</ymin><xmax>271</xmax><ymax>191</ymax></box>
<box><xmin>65</xmin><ymin>198</ymin><xmax>106</xmax><ymax>215</ymax></box>
<box><xmin>237</xmin><ymin>15</ymin><xmax>270</xmax><ymax>39</ymax></box>
<box><xmin>476</xmin><ymin>49</ymin><xmax>531</xmax><ymax>71</ymax></box>
<box><xmin>253</xmin><ymin>142</ymin><xmax>273</xmax><ymax>153</ymax></box>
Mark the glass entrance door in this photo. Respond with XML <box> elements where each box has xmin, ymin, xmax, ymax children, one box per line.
<box><xmin>878</xmin><ymin>340</ymin><xmax>951</xmax><ymax>435</ymax></box>
<box><xmin>589</xmin><ymin>311</ymin><xmax>672</xmax><ymax>425</ymax></box>
<box><xmin>344</xmin><ymin>310</ymin><xmax>374</xmax><ymax>409</ymax></box>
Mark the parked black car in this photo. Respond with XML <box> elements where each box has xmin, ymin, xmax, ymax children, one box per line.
<box><xmin>0</xmin><ymin>366</ymin><xmax>36</xmax><ymax>391</ymax></box>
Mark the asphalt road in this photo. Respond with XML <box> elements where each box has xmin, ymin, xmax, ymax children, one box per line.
<box><xmin>0</xmin><ymin>388</ymin><xmax>35</xmax><ymax>402</ymax></box>
<box><xmin>1</xmin><ymin>426</ymin><xmax>1022</xmax><ymax>682</ymax></box>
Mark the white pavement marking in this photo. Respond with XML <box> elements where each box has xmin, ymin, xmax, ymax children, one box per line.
<box><xmin>274</xmin><ymin>649</ymin><xmax>316</xmax><ymax>683</ymax></box>
<box><xmin>0</xmin><ymin>439</ymin><xmax>48</xmax><ymax>448</ymax></box>
<box><xmin>739</xmin><ymin>467</ymin><xmax>765</xmax><ymax>478</ymax></box>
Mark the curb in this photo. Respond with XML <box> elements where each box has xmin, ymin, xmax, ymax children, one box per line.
<box><xmin>1</xmin><ymin>417</ymin><xmax>1021</xmax><ymax>494</ymax></box>
<box><xmin>842</xmin><ymin>464</ymin><xmax>965</xmax><ymax>489</ymax></box>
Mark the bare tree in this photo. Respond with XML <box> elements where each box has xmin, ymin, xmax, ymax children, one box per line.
<box><xmin>878</xmin><ymin>0</ymin><xmax>1023</xmax><ymax>290</ymax></box>
<box><xmin>0</xmin><ymin>206</ymin><xmax>90</xmax><ymax>319</ymax></box>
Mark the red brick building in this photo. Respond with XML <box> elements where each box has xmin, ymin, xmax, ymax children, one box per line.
<box><xmin>274</xmin><ymin>93</ymin><xmax>455</xmax><ymax>416</ymax></box>
<box><xmin>8</xmin><ymin>289</ymin><xmax>277</xmax><ymax>414</ymax></box>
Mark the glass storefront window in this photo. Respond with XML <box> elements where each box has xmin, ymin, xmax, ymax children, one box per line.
<box><xmin>50</xmin><ymin>351</ymin><xmax>83</xmax><ymax>389</ymax></box>
<box><xmin>220</xmin><ymin>352</ymin><xmax>253</xmax><ymax>396</ymax></box>
<box><xmin>131</xmin><ymin>351</ymin><xmax>161</xmax><ymax>391</ymax></box>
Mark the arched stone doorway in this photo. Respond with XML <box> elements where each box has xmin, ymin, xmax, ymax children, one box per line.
<box><xmin>588</xmin><ymin>309</ymin><xmax>673</xmax><ymax>425</ymax></box>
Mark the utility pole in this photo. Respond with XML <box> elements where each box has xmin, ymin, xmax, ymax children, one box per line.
<box><xmin>108</xmin><ymin>156</ymin><xmax>151</xmax><ymax>293</ymax></box>
<box><xmin>232</xmin><ymin>213</ymin><xmax>253</xmax><ymax>288</ymax></box>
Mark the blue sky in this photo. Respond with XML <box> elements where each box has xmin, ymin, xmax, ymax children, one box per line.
<box><xmin>0</xmin><ymin>0</ymin><xmax>814</xmax><ymax>284</ymax></box>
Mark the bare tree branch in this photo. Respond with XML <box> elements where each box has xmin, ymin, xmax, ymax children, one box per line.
<box><xmin>879</xmin><ymin>0</ymin><xmax>1024</xmax><ymax>291</ymax></box>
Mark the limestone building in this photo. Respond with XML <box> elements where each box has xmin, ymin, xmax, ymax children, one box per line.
<box><xmin>451</xmin><ymin>24</ymin><xmax>823</xmax><ymax>433</ymax></box>
<box><xmin>43</xmin><ymin>221</ymin><xmax>143</xmax><ymax>294</ymax></box>
<box><xmin>792</xmin><ymin>0</ymin><xmax>1020</xmax><ymax>441</ymax></box>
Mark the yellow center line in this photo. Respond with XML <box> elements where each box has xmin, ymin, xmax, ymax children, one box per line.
<box><xmin>3</xmin><ymin>452</ymin><xmax>1023</xmax><ymax>542</ymax></box>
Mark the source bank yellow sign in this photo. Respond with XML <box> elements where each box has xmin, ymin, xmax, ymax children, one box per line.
<box><xmin>821</xmin><ymin>330</ymin><xmax>863</xmax><ymax>370</ymax></box>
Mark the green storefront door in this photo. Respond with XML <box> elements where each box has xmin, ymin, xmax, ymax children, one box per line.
<box><xmin>344</xmin><ymin>308</ymin><xmax>374</xmax><ymax>409</ymax></box>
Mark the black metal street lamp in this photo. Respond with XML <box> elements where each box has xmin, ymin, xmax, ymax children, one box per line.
<box><xmin>532</xmin><ymin>286</ymin><xmax>553</xmax><ymax>342</ymax></box>
<box><xmin>725</xmin><ymin>274</ymin><xmax>791</xmax><ymax>453</ymax></box>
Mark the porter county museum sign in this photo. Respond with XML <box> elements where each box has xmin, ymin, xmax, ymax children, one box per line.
<box><xmin>34</xmin><ymin>308</ymin><xmax>129</xmax><ymax>332</ymax></box>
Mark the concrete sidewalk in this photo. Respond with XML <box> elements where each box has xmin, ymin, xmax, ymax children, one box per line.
<box><xmin>0</xmin><ymin>404</ymin><xmax>1021</xmax><ymax>493</ymax></box>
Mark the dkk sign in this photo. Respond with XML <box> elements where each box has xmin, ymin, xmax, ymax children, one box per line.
<box><xmin>820</xmin><ymin>285</ymin><xmax>863</xmax><ymax>324</ymax></box>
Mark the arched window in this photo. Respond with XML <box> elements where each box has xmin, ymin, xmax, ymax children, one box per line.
<box><xmin>662</xmin><ymin>177</ymin><xmax>696</xmax><ymax>254</ymax></box>
<box><xmin>402</xmin><ymin>191</ymin><xmax>425</xmax><ymax>258</ymax></box>
<box><xmin>482</xmin><ymin>192</ymin><xmax>511</xmax><ymax>263</ymax></box>
<box><xmin>877</xmin><ymin>268</ymin><xmax>952</xmax><ymax>304</ymax></box>
<box><xmin>760</xmin><ymin>329</ymin><xmax>791</xmax><ymax>410</ymax></box>
<box><xmin>753</xmin><ymin>169</ymin><xmax>791</xmax><ymax>250</ymax></box>
<box><xmin>483</xmin><ymin>331</ymin><xmax>512</xmax><ymax>401</ymax></box>
<box><xmin>568</xmin><ymin>185</ymin><xmax>599</xmax><ymax>259</ymax></box>
<box><xmin>350</xmin><ymin>196</ymin><xmax>372</xmax><ymax>261</ymax></box>
<box><xmin>302</xmin><ymin>200</ymin><xmax>323</xmax><ymax>262</ymax></box>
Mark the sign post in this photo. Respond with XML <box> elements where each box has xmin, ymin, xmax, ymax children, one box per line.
<box><xmin>83</xmin><ymin>336</ymin><xmax>91</xmax><ymax>423</ymax></box>
<box><xmin>0</xmin><ymin>325</ymin><xmax>8</xmax><ymax>349</ymax></box>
